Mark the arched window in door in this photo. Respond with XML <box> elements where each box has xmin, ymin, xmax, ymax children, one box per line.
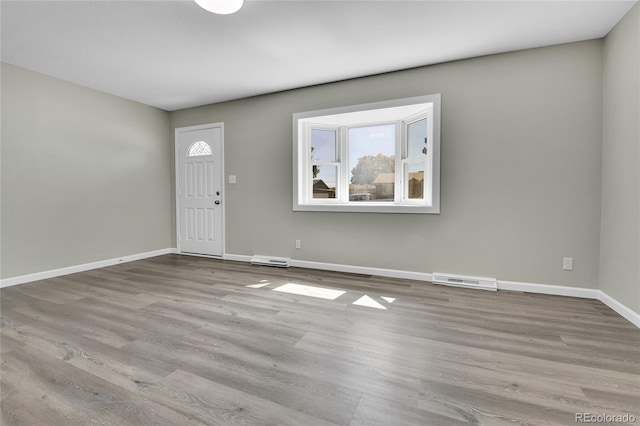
<box><xmin>187</xmin><ymin>141</ymin><xmax>212</xmax><ymax>157</ymax></box>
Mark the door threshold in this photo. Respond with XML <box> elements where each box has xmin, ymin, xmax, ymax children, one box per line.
<box><xmin>178</xmin><ymin>251</ymin><xmax>223</xmax><ymax>259</ymax></box>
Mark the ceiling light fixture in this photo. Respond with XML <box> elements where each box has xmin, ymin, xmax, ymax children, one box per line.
<box><xmin>194</xmin><ymin>0</ymin><xmax>243</xmax><ymax>15</ymax></box>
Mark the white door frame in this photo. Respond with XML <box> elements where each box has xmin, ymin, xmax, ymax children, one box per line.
<box><xmin>175</xmin><ymin>122</ymin><xmax>225</xmax><ymax>257</ymax></box>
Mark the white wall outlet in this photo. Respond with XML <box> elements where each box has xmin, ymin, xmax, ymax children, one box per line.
<box><xmin>295</xmin><ymin>239</ymin><xmax>301</xmax><ymax>249</ymax></box>
<box><xmin>563</xmin><ymin>257</ymin><xmax>573</xmax><ymax>271</ymax></box>
<box><xmin>228</xmin><ymin>175</ymin><xmax>236</xmax><ymax>184</ymax></box>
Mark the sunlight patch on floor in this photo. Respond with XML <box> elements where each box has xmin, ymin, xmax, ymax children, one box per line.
<box><xmin>353</xmin><ymin>295</ymin><xmax>387</xmax><ymax>310</ymax></box>
<box><xmin>246</xmin><ymin>283</ymin><xmax>270</xmax><ymax>288</ymax></box>
<box><xmin>273</xmin><ymin>283</ymin><xmax>346</xmax><ymax>300</ymax></box>
<box><xmin>246</xmin><ymin>279</ymin><xmax>396</xmax><ymax>310</ymax></box>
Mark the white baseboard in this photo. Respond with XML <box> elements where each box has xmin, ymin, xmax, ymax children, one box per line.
<box><xmin>598</xmin><ymin>291</ymin><xmax>640</xmax><ymax>328</ymax></box>
<box><xmin>223</xmin><ymin>253</ymin><xmax>639</xmax><ymax>328</ymax></box>
<box><xmin>222</xmin><ymin>254</ymin><xmax>433</xmax><ymax>281</ymax></box>
<box><xmin>223</xmin><ymin>253</ymin><xmax>252</xmax><ymax>263</ymax></box>
<box><xmin>497</xmin><ymin>280</ymin><xmax>600</xmax><ymax>299</ymax></box>
<box><xmin>495</xmin><ymin>281</ymin><xmax>639</xmax><ymax>327</ymax></box>
<box><xmin>0</xmin><ymin>248</ymin><xmax>176</xmax><ymax>288</ymax></box>
<box><xmin>290</xmin><ymin>259</ymin><xmax>435</xmax><ymax>282</ymax></box>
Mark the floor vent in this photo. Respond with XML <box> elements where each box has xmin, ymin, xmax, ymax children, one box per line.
<box><xmin>432</xmin><ymin>272</ymin><xmax>497</xmax><ymax>291</ymax></box>
<box><xmin>251</xmin><ymin>255</ymin><xmax>291</xmax><ymax>268</ymax></box>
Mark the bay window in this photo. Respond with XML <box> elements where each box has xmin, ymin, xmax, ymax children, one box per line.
<box><xmin>293</xmin><ymin>94</ymin><xmax>440</xmax><ymax>213</ymax></box>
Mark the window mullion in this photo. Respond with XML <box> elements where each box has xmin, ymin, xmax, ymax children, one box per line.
<box><xmin>304</xmin><ymin>123</ymin><xmax>311</xmax><ymax>203</ymax></box>
<box><xmin>339</xmin><ymin>126</ymin><xmax>348</xmax><ymax>203</ymax></box>
<box><xmin>426</xmin><ymin>109</ymin><xmax>433</xmax><ymax>203</ymax></box>
<box><xmin>395</xmin><ymin>120</ymin><xmax>403</xmax><ymax>204</ymax></box>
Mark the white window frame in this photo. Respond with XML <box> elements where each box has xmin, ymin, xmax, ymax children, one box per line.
<box><xmin>401</xmin><ymin>112</ymin><xmax>432</xmax><ymax>205</ymax></box>
<box><xmin>293</xmin><ymin>94</ymin><xmax>441</xmax><ymax>214</ymax></box>
<box><xmin>306</xmin><ymin>124</ymin><xmax>342</xmax><ymax>204</ymax></box>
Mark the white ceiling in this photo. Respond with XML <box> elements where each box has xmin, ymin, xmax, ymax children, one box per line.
<box><xmin>1</xmin><ymin>0</ymin><xmax>636</xmax><ymax>111</ymax></box>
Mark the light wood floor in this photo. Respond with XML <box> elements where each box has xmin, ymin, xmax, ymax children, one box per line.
<box><xmin>1</xmin><ymin>254</ymin><xmax>638</xmax><ymax>425</ymax></box>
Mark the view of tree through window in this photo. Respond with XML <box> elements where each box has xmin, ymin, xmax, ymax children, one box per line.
<box><xmin>348</xmin><ymin>124</ymin><xmax>395</xmax><ymax>202</ymax></box>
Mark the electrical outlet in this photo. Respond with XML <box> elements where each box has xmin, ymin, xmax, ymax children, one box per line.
<box><xmin>563</xmin><ymin>257</ymin><xmax>573</xmax><ymax>271</ymax></box>
<box><xmin>295</xmin><ymin>240</ymin><xmax>301</xmax><ymax>249</ymax></box>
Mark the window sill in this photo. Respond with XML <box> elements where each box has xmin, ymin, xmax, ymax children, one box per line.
<box><xmin>293</xmin><ymin>203</ymin><xmax>440</xmax><ymax>214</ymax></box>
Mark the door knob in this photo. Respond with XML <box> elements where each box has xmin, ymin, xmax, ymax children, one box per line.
<box><xmin>215</xmin><ymin>200</ymin><xmax>220</xmax><ymax>205</ymax></box>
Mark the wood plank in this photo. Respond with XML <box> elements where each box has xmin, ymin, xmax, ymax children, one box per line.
<box><xmin>0</xmin><ymin>345</ymin><xmax>200</xmax><ymax>425</ymax></box>
<box><xmin>351</xmin><ymin>393</ymin><xmax>471</xmax><ymax>426</ymax></box>
<box><xmin>146</xmin><ymin>369</ymin><xmax>338</xmax><ymax>426</ymax></box>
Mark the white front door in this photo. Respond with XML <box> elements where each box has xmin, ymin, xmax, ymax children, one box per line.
<box><xmin>176</xmin><ymin>124</ymin><xmax>223</xmax><ymax>256</ymax></box>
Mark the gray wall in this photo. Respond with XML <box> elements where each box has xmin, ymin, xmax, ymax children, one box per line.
<box><xmin>171</xmin><ymin>40</ymin><xmax>604</xmax><ymax>289</ymax></box>
<box><xmin>600</xmin><ymin>4</ymin><xmax>640</xmax><ymax>313</ymax></box>
<box><xmin>1</xmin><ymin>63</ymin><xmax>172</xmax><ymax>279</ymax></box>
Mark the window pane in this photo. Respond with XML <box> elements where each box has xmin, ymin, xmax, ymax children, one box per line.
<box><xmin>311</xmin><ymin>129</ymin><xmax>336</xmax><ymax>162</ymax></box>
<box><xmin>312</xmin><ymin>165</ymin><xmax>337</xmax><ymax>199</ymax></box>
<box><xmin>349</xmin><ymin>124</ymin><xmax>395</xmax><ymax>202</ymax></box>
<box><xmin>407</xmin><ymin>118</ymin><xmax>427</xmax><ymax>158</ymax></box>
<box><xmin>405</xmin><ymin>162</ymin><xmax>425</xmax><ymax>199</ymax></box>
